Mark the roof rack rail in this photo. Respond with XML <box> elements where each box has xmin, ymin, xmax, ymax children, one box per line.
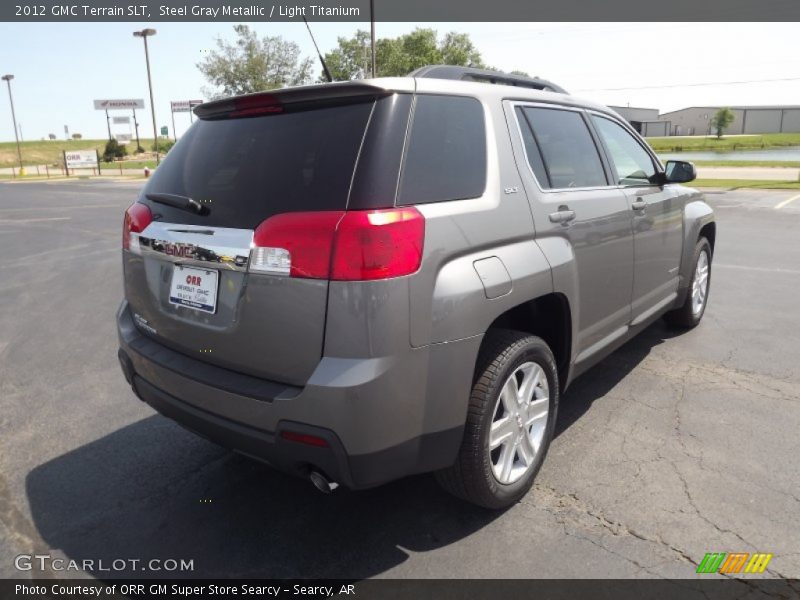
<box><xmin>409</xmin><ymin>65</ymin><xmax>568</xmax><ymax>94</ymax></box>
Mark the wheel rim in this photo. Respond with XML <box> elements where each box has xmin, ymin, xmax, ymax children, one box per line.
<box><xmin>691</xmin><ymin>250</ymin><xmax>710</xmax><ymax>316</ymax></box>
<box><xmin>489</xmin><ymin>362</ymin><xmax>550</xmax><ymax>485</ymax></box>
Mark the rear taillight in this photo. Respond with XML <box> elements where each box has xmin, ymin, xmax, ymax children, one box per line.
<box><xmin>122</xmin><ymin>202</ymin><xmax>153</xmax><ymax>252</ymax></box>
<box><xmin>250</xmin><ymin>207</ymin><xmax>425</xmax><ymax>281</ymax></box>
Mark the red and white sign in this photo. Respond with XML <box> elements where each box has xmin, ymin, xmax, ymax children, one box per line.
<box><xmin>64</xmin><ymin>150</ymin><xmax>98</xmax><ymax>169</ymax></box>
<box><xmin>94</xmin><ymin>99</ymin><xmax>145</xmax><ymax>110</ymax></box>
<box><xmin>171</xmin><ymin>100</ymin><xmax>203</xmax><ymax>112</ymax></box>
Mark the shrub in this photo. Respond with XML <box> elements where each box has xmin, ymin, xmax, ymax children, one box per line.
<box><xmin>153</xmin><ymin>139</ymin><xmax>176</xmax><ymax>154</ymax></box>
<box><xmin>102</xmin><ymin>139</ymin><xmax>127</xmax><ymax>162</ymax></box>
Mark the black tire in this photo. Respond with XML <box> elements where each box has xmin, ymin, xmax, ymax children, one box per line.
<box><xmin>435</xmin><ymin>329</ymin><xmax>559</xmax><ymax>509</ymax></box>
<box><xmin>664</xmin><ymin>237</ymin><xmax>712</xmax><ymax>329</ymax></box>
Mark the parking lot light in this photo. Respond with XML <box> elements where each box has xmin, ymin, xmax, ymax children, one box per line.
<box><xmin>133</xmin><ymin>29</ymin><xmax>160</xmax><ymax>165</ymax></box>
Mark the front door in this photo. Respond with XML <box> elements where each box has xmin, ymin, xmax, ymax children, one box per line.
<box><xmin>589</xmin><ymin>114</ymin><xmax>684</xmax><ymax>322</ymax></box>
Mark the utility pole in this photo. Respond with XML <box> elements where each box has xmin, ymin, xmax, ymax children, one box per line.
<box><xmin>132</xmin><ymin>108</ymin><xmax>141</xmax><ymax>152</ymax></box>
<box><xmin>2</xmin><ymin>74</ymin><xmax>23</xmax><ymax>174</ymax></box>
<box><xmin>133</xmin><ymin>29</ymin><xmax>159</xmax><ymax>165</ymax></box>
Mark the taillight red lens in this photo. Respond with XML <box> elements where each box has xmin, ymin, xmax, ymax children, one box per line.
<box><xmin>331</xmin><ymin>208</ymin><xmax>425</xmax><ymax>280</ymax></box>
<box><xmin>252</xmin><ymin>211</ymin><xmax>345</xmax><ymax>278</ymax></box>
<box><xmin>250</xmin><ymin>207</ymin><xmax>425</xmax><ymax>281</ymax></box>
<box><xmin>122</xmin><ymin>202</ymin><xmax>153</xmax><ymax>250</ymax></box>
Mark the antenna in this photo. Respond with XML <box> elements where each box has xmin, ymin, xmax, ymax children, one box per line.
<box><xmin>302</xmin><ymin>17</ymin><xmax>333</xmax><ymax>83</ymax></box>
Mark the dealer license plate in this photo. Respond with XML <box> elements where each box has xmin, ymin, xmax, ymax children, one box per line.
<box><xmin>169</xmin><ymin>265</ymin><xmax>219</xmax><ymax>314</ymax></box>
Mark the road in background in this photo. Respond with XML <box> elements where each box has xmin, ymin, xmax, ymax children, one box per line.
<box><xmin>0</xmin><ymin>181</ymin><xmax>799</xmax><ymax>582</ymax></box>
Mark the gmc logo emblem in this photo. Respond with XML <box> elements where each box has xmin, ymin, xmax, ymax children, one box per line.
<box><xmin>164</xmin><ymin>243</ymin><xmax>194</xmax><ymax>258</ymax></box>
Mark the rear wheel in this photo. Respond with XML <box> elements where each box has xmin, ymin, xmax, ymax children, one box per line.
<box><xmin>665</xmin><ymin>237</ymin><xmax>712</xmax><ymax>328</ymax></box>
<box><xmin>436</xmin><ymin>330</ymin><xmax>559</xmax><ymax>509</ymax></box>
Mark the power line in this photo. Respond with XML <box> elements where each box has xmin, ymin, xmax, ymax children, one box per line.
<box><xmin>576</xmin><ymin>76</ymin><xmax>800</xmax><ymax>93</ymax></box>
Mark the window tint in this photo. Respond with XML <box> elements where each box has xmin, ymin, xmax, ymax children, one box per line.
<box><xmin>141</xmin><ymin>100</ymin><xmax>374</xmax><ymax>229</ymax></box>
<box><xmin>520</xmin><ymin>107</ymin><xmax>607</xmax><ymax>189</ymax></box>
<box><xmin>591</xmin><ymin>116</ymin><xmax>657</xmax><ymax>185</ymax></box>
<box><xmin>398</xmin><ymin>95</ymin><xmax>486</xmax><ymax>205</ymax></box>
<box><xmin>515</xmin><ymin>107</ymin><xmax>549</xmax><ymax>187</ymax></box>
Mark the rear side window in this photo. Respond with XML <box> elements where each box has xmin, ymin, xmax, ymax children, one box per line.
<box><xmin>518</xmin><ymin>107</ymin><xmax>607</xmax><ymax>189</ymax></box>
<box><xmin>398</xmin><ymin>95</ymin><xmax>486</xmax><ymax>205</ymax></box>
<box><xmin>140</xmin><ymin>100</ymin><xmax>375</xmax><ymax>229</ymax></box>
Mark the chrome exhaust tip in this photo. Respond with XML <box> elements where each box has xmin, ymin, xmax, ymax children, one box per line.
<box><xmin>309</xmin><ymin>470</ymin><xmax>339</xmax><ymax>493</ymax></box>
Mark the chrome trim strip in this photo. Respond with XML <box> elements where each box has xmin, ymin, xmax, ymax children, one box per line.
<box><xmin>136</xmin><ymin>222</ymin><xmax>254</xmax><ymax>272</ymax></box>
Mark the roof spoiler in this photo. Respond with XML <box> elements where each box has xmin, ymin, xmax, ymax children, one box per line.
<box><xmin>410</xmin><ymin>65</ymin><xmax>567</xmax><ymax>94</ymax></box>
<box><xmin>194</xmin><ymin>82</ymin><xmax>392</xmax><ymax>119</ymax></box>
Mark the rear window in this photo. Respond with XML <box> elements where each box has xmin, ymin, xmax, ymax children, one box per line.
<box><xmin>140</xmin><ymin>100</ymin><xmax>375</xmax><ymax>229</ymax></box>
<box><xmin>398</xmin><ymin>95</ymin><xmax>486</xmax><ymax>205</ymax></box>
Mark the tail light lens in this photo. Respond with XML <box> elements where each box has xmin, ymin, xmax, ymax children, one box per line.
<box><xmin>252</xmin><ymin>211</ymin><xmax>345</xmax><ymax>278</ymax></box>
<box><xmin>122</xmin><ymin>202</ymin><xmax>153</xmax><ymax>253</ymax></box>
<box><xmin>251</xmin><ymin>207</ymin><xmax>425</xmax><ymax>281</ymax></box>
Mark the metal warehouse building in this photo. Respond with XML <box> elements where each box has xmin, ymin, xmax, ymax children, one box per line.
<box><xmin>657</xmin><ymin>106</ymin><xmax>800</xmax><ymax>136</ymax></box>
<box><xmin>608</xmin><ymin>106</ymin><xmax>670</xmax><ymax>137</ymax></box>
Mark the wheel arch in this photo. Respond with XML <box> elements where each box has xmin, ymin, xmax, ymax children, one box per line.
<box><xmin>482</xmin><ymin>293</ymin><xmax>572</xmax><ymax>392</ymax></box>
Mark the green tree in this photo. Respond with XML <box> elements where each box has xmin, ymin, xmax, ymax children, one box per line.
<box><xmin>710</xmin><ymin>107</ymin><xmax>735</xmax><ymax>139</ymax></box>
<box><xmin>324</xmin><ymin>30</ymin><xmax>372</xmax><ymax>81</ymax></box>
<box><xmin>322</xmin><ymin>28</ymin><xmax>485</xmax><ymax>80</ymax></box>
<box><xmin>198</xmin><ymin>25</ymin><xmax>313</xmax><ymax>98</ymax></box>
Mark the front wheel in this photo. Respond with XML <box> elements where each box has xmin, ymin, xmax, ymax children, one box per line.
<box><xmin>436</xmin><ymin>330</ymin><xmax>559</xmax><ymax>509</ymax></box>
<box><xmin>664</xmin><ymin>237</ymin><xmax>712</xmax><ymax>328</ymax></box>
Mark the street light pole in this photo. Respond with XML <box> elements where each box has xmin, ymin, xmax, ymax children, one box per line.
<box><xmin>2</xmin><ymin>74</ymin><xmax>23</xmax><ymax>174</ymax></box>
<box><xmin>133</xmin><ymin>29</ymin><xmax>159</xmax><ymax>165</ymax></box>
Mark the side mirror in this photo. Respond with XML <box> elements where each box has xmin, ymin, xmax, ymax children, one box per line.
<box><xmin>664</xmin><ymin>160</ymin><xmax>697</xmax><ymax>184</ymax></box>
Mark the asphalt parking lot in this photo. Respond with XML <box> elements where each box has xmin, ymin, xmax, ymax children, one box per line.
<box><xmin>0</xmin><ymin>179</ymin><xmax>799</xmax><ymax>582</ymax></box>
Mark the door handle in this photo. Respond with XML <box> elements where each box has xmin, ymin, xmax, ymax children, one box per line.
<box><xmin>549</xmin><ymin>206</ymin><xmax>576</xmax><ymax>224</ymax></box>
<box><xmin>631</xmin><ymin>198</ymin><xmax>647</xmax><ymax>211</ymax></box>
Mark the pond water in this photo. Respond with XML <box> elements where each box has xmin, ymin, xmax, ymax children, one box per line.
<box><xmin>658</xmin><ymin>146</ymin><xmax>800</xmax><ymax>162</ymax></box>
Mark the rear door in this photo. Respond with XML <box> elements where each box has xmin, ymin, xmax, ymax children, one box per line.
<box><xmin>510</xmin><ymin>103</ymin><xmax>635</xmax><ymax>361</ymax></box>
<box><xmin>589</xmin><ymin>114</ymin><xmax>684</xmax><ymax>321</ymax></box>
<box><xmin>123</xmin><ymin>97</ymin><xmax>379</xmax><ymax>386</ymax></box>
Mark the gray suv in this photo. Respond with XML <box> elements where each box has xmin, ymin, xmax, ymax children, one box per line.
<box><xmin>117</xmin><ymin>66</ymin><xmax>715</xmax><ymax>508</ymax></box>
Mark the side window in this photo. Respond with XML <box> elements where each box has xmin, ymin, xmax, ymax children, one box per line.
<box><xmin>515</xmin><ymin>107</ymin><xmax>549</xmax><ymax>187</ymax></box>
<box><xmin>519</xmin><ymin>106</ymin><xmax>607</xmax><ymax>189</ymax></box>
<box><xmin>591</xmin><ymin>116</ymin><xmax>657</xmax><ymax>186</ymax></box>
<box><xmin>398</xmin><ymin>95</ymin><xmax>486</xmax><ymax>205</ymax></box>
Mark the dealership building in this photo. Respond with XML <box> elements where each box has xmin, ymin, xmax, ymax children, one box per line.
<box><xmin>610</xmin><ymin>105</ymin><xmax>800</xmax><ymax>137</ymax></box>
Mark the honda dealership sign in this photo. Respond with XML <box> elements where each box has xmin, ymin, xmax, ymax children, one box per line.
<box><xmin>93</xmin><ymin>99</ymin><xmax>145</xmax><ymax>110</ymax></box>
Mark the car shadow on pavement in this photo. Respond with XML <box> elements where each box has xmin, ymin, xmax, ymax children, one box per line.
<box><xmin>555</xmin><ymin>320</ymin><xmax>681</xmax><ymax>438</ymax></box>
<box><xmin>25</xmin><ymin>416</ymin><xmax>500</xmax><ymax>579</ymax></box>
<box><xmin>25</xmin><ymin>321</ymin><xmax>681</xmax><ymax>579</ymax></box>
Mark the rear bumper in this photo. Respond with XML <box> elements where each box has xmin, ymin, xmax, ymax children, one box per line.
<box><xmin>117</xmin><ymin>301</ymin><xmax>480</xmax><ymax>489</ymax></box>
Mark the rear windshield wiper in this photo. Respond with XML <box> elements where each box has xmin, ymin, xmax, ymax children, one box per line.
<box><xmin>145</xmin><ymin>192</ymin><xmax>208</xmax><ymax>215</ymax></box>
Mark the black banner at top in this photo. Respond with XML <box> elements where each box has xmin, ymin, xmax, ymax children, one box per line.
<box><xmin>2</xmin><ymin>0</ymin><xmax>799</xmax><ymax>22</ymax></box>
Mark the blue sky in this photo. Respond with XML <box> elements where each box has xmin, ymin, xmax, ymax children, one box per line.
<box><xmin>1</xmin><ymin>22</ymin><xmax>799</xmax><ymax>141</ymax></box>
